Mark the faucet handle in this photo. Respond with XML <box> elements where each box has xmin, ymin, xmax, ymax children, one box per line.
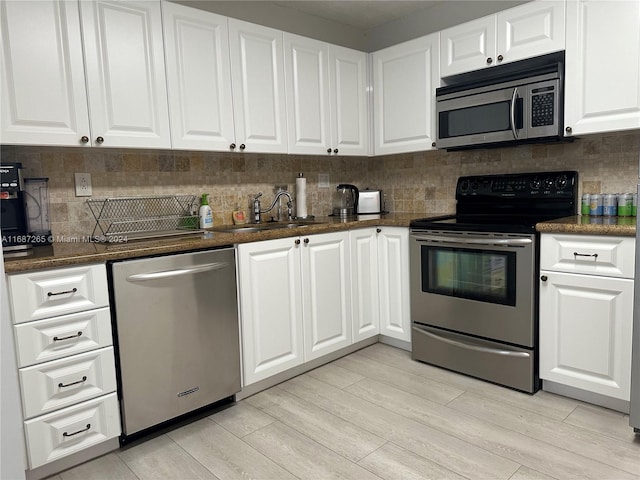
<box><xmin>253</xmin><ymin>192</ymin><xmax>263</xmax><ymax>200</ymax></box>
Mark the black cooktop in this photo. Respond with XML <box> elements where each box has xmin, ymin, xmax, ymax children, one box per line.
<box><xmin>411</xmin><ymin>171</ymin><xmax>578</xmax><ymax>233</ymax></box>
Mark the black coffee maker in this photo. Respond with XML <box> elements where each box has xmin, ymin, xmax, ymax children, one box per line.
<box><xmin>1</xmin><ymin>162</ymin><xmax>31</xmax><ymax>256</ymax></box>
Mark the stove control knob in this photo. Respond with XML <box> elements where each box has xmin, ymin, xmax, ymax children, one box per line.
<box><xmin>471</xmin><ymin>180</ymin><xmax>480</xmax><ymax>191</ymax></box>
<box><xmin>460</xmin><ymin>179</ymin><xmax>470</xmax><ymax>191</ymax></box>
<box><xmin>530</xmin><ymin>177</ymin><xmax>541</xmax><ymax>190</ymax></box>
<box><xmin>555</xmin><ymin>174</ymin><xmax>568</xmax><ymax>189</ymax></box>
<box><xmin>544</xmin><ymin>177</ymin><xmax>554</xmax><ymax>189</ymax></box>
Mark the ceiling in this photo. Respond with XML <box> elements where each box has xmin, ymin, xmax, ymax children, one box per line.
<box><xmin>271</xmin><ymin>1</ymin><xmax>444</xmax><ymax>30</ymax></box>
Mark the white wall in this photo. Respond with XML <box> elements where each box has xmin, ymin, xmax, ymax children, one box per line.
<box><xmin>0</xmin><ymin>250</ymin><xmax>26</xmax><ymax>480</ymax></box>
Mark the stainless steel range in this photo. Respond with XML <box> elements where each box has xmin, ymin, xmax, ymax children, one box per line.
<box><xmin>410</xmin><ymin>171</ymin><xmax>578</xmax><ymax>393</ymax></box>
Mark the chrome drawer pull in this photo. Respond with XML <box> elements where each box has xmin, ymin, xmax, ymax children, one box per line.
<box><xmin>573</xmin><ymin>252</ymin><xmax>598</xmax><ymax>259</ymax></box>
<box><xmin>47</xmin><ymin>287</ymin><xmax>78</xmax><ymax>297</ymax></box>
<box><xmin>63</xmin><ymin>424</ymin><xmax>91</xmax><ymax>437</ymax></box>
<box><xmin>58</xmin><ymin>376</ymin><xmax>87</xmax><ymax>388</ymax></box>
<box><xmin>53</xmin><ymin>331</ymin><xmax>83</xmax><ymax>341</ymax></box>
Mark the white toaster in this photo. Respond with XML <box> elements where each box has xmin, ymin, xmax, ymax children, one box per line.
<box><xmin>358</xmin><ymin>189</ymin><xmax>384</xmax><ymax>214</ymax></box>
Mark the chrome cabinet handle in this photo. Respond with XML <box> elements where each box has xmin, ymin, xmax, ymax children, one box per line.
<box><xmin>230</xmin><ymin>143</ymin><xmax>236</xmax><ymax>150</ymax></box>
<box><xmin>376</xmin><ymin>228</ymin><xmax>382</xmax><ymax>233</ymax></box>
<box><xmin>497</xmin><ymin>54</ymin><xmax>504</xmax><ymax>62</ymax></box>
<box><xmin>327</xmin><ymin>148</ymin><xmax>332</xmax><ymax>153</ymax></box>
<box><xmin>295</xmin><ymin>239</ymin><xmax>301</xmax><ymax>245</ymax></box>
<box><xmin>96</xmin><ymin>136</ymin><xmax>104</xmax><ymax>144</ymax></box>
<box><xmin>81</xmin><ymin>136</ymin><xmax>89</xmax><ymax>144</ymax></box>
<box><xmin>58</xmin><ymin>376</ymin><xmax>87</xmax><ymax>388</ymax></box>
<box><xmin>574</xmin><ymin>252</ymin><xmax>598</xmax><ymax>259</ymax></box>
<box><xmin>48</xmin><ymin>288</ymin><xmax>77</xmax><ymax>297</ymax></box>
<box><xmin>53</xmin><ymin>331</ymin><xmax>83</xmax><ymax>342</ymax></box>
<box><xmin>565</xmin><ymin>126</ymin><xmax>572</xmax><ymax>133</ymax></box>
<box><xmin>333</xmin><ymin>148</ymin><xmax>338</xmax><ymax>154</ymax></box>
<box><xmin>486</xmin><ymin>57</ymin><xmax>493</xmax><ymax>64</ymax></box>
<box><xmin>63</xmin><ymin>424</ymin><xmax>91</xmax><ymax>437</ymax></box>
<box><xmin>303</xmin><ymin>238</ymin><xmax>309</xmax><ymax>244</ymax></box>
<box><xmin>540</xmin><ymin>275</ymin><xmax>548</xmax><ymax>282</ymax></box>
<box><xmin>239</xmin><ymin>144</ymin><xmax>245</xmax><ymax>151</ymax></box>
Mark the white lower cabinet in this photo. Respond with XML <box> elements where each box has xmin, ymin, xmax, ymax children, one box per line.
<box><xmin>7</xmin><ymin>263</ymin><xmax>119</xmax><ymax>471</ymax></box>
<box><xmin>238</xmin><ymin>231</ymin><xmax>351</xmax><ymax>385</ymax></box>
<box><xmin>24</xmin><ymin>393</ymin><xmax>120</xmax><ymax>469</ymax></box>
<box><xmin>540</xmin><ymin>234</ymin><xmax>635</xmax><ymax>405</ymax></box>
<box><xmin>350</xmin><ymin>227</ymin><xmax>411</xmax><ymax>343</ymax></box>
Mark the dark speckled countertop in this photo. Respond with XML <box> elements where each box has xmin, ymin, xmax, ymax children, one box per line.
<box><xmin>4</xmin><ymin>213</ymin><xmax>433</xmax><ymax>273</ymax></box>
<box><xmin>536</xmin><ymin>215</ymin><xmax>636</xmax><ymax>237</ymax></box>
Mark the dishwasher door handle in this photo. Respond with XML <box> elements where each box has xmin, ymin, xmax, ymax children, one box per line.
<box><xmin>126</xmin><ymin>261</ymin><xmax>230</xmax><ymax>282</ymax></box>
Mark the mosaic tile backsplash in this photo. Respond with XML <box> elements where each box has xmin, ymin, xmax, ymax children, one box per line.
<box><xmin>2</xmin><ymin>131</ymin><xmax>638</xmax><ymax>237</ymax></box>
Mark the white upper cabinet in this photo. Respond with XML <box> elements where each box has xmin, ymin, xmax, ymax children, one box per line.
<box><xmin>284</xmin><ymin>34</ymin><xmax>331</xmax><ymax>155</ymax></box>
<box><xmin>162</xmin><ymin>2</ymin><xmax>235</xmax><ymax>151</ymax></box>
<box><xmin>440</xmin><ymin>0</ymin><xmax>565</xmax><ymax>77</ymax></box>
<box><xmin>80</xmin><ymin>0</ymin><xmax>171</xmax><ymax>149</ymax></box>
<box><xmin>0</xmin><ymin>0</ymin><xmax>91</xmax><ymax>146</ymax></box>
<box><xmin>564</xmin><ymin>0</ymin><xmax>640</xmax><ymax>136</ymax></box>
<box><xmin>228</xmin><ymin>18</ymin><xmax>288</xmax><ymax>153</ymax></box>
<box><xmin>373</xmin><ymin>33</ymin><xmax>439</xmax><ymax>155</ymax></box>
<box><xmin>284</xmin><ymin>33</ymin><xmax>369</xmax><ymax>156</ymax></box>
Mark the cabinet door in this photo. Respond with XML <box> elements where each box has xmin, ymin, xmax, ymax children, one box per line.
<box><xmin>564</xmin><ymin>0</ymin><xmax>640</xmax><ymax>136</ymax></box>
<box><xmin>284</xmin><ymin>33</ymin><xmax>331</xmax><ymax>155</ymax></box>
<box><xmin>228</xmin><ymin>18</ymin><xmax>288</xmax><ymax>153</ymax></box>
<box><xmin>80</xmin><ymin>0</ymin><xmax>171</xmax><ymax>148</ymax></box>
<box><xmin>378</xmin><ymin>227</ymin><xmax>411</xmax><ymax>342</ymax></box>
<box><xmin>301</xmin><ymin>231</ymin><xmax>352</xmax><ymax>361</ymax></box>
<box><xmin>237</xmin><ymin>238</ymin><xmax>303</xmax><ymax>386</ymax></box>
<box><xmin>162</xmin><ymin>2</ymin><xmax>235</xmax><ymax>151</ymax></box>
<box><xmin>496</xmin><ymin>1</ymin><xmax>565</xmax><ymax>66</ymax></box>
<box><xmin>440</xmin><ymin>15</ymin><xmax>496</xmax><ymax>77</ymax></box>
<box><xmin>373</xmin><ymin>33</ymin><xmax>439</xmax><ymax>155</ymax></box>
<box><xmin>329</xmin><ymin>45</ymin><xmax>369</xmax><ymax>156</ymax></box>
<box><xmin>540</xmin><ymin>270</ymin><xmax>633</xmax><ymax>401</ymax></box>
<box><xmin>0</xmin><ymin>0</ymin><xmax>91</xmax><ymax>146</ymax></box>
<box><xmin>350</xmin><ymin>228</ymin><xmax>380</xmax><ymax>342</ymax></box>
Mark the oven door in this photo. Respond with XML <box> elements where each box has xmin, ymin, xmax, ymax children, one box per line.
<box><xmin>410</xmin><ymin>230</ymin><xmax>535</xmax><ymax>347</ymax></box>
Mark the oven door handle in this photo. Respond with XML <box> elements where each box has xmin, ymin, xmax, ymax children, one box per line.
<box><xmin>411</xmin><ymin>234</ymin><xmax>532</xmax><ymax>247</ymax></box>
<box><xmin>419</xmin><ymin>328</ymin><xmax>531</xmax><ymax>358</ymax></box>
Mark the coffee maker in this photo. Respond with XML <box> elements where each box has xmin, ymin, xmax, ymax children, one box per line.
<box><xmin>1</xmin><ymin>162</ymin><xmax>31</xmax><ymax>256</ymax></box>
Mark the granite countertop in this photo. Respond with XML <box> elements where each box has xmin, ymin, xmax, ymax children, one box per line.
<box><xmin>536</xmin><ymin>215</ymin><xmax>636</xmax><ymax>237</ymax></box>
<box><xmin>4</xmin><ymin>213</ymin><xmax>433</xmax><ymax>274</ymax></box>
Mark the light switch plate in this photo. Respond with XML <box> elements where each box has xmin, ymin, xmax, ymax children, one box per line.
<box><xmin>318</xmin><ymin>173</ymin><xmax>330</xmax><ymax>188</ymax></box>
<box><xmin>74</xmin><ymin>173</ymin><xmax>92</xmax><ymax>196</ymax></box>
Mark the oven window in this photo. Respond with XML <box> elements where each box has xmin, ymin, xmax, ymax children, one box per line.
<box><xmin>421</xmin><ymin>245</ymin><xmax>516</xmax><ymax>306</ymax></box>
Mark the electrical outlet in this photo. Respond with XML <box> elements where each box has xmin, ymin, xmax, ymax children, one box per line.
<box><xmin>74</xmin><ymin>173</ymin><xmax>92</xmax><ymax>197</ymax></box>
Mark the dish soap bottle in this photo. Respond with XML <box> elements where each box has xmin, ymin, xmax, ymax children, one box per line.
<box><xmin>199</xmin><ymin>193</ymin><xmax>213</xmax><ymax>229</ymax></box>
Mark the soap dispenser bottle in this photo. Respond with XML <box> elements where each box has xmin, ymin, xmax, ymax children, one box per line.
<box><xmin>199</xmin><ymin>193</ymin><xmax>213</xmax><ymax>228</ymax></box>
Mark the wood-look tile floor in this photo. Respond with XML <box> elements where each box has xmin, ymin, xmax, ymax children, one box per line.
<box><xmin>50</xmin><ymin>344</ymin><xmax>640</xmax><ymax>480</ymax></box>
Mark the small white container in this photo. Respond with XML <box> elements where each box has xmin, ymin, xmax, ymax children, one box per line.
<box><xmin>199</xmin><ymin>194</ymin><xmax>213</xmax><ymax>229</ymax></box>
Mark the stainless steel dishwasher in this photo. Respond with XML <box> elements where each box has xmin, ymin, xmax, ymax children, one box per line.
<box><xmin>109</xmin><ymin>247</ymin><xmax>240</xmax><ymax>441</ymax></box>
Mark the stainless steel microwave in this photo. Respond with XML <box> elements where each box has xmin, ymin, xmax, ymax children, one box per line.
<box><xmin>436</xmin><ymin>53</ymin><xmax>565</xmax><ymax>150</ymax></box>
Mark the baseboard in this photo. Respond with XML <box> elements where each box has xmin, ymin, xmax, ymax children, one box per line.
<box><xmin>379</xmin><ymin>335</ymin><xmax>411</xmax><ymax>351</ymax></box>
<box><xmin>542</xmin><ymin>380</ymin><xmax>630</xmax><ymax>414</ymax></box>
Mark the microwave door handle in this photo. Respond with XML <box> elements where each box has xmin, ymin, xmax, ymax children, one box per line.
<box><xmin>510</xmin><ymin>87</ymin><xmax>519</xmax><ymax>139</ymax></box>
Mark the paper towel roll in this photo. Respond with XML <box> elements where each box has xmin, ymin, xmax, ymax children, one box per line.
<box><xmin>296</xmin><ymin>174</ymin><xmax>307</xmax><ymax>218</ymax></box>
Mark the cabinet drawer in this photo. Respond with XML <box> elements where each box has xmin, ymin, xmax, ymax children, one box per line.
<box><xmin>8</xmin><ymin>264</ymin><xmax>109</xmax><ymax>324</ymax></box>
<box><xmin>14</xmin><ymin>307</ymin><xmax>112</xmax><ymax>368</ymax></box>
<box><xmin>20</xmin><ymin>347</ymin><xmax>117</xmax><ymax>419</ymax></box>
<box><xmin>24</xmin><ymin>392</ymin><xmax>120</xmax><ymax>469</ymax></box>
<box><xmin>540</xmin><ymin>234</ymin><xmax>635</xmax><ymax>278</ymax></box>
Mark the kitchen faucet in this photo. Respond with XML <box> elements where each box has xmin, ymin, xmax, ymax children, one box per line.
<box><xmin>252</xmin><ymin>191</ymin><xmax>293</xmax><ymax>223</ymax></box>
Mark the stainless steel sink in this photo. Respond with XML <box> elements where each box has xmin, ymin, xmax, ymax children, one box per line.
<box><xmin>212</xmin><ymin>222</ymin><xmax>319</xmax><ymax>234</ymax></box>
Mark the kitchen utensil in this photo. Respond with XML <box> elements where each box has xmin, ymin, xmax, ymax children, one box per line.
<box><xmin>332</xmin><ymin>184</ymin><xmax>359</xmax><ymax>216</ymax></box>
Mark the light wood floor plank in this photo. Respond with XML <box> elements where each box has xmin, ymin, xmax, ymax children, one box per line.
<box><xmin>167</xmin><ymin>418</ymin><xmax>297</xmax><ymax>480</ymax></box>
<box><xmin>59</xmin><ymin>453</ymin><xmax>137</xmax><ymax>480</ymax></box>
<box><xmin>448</xmin><ymin>391</ymin><xmax>640</xmax><ymax>477</ymax></box>
<box><xmin>244</xmin><ymin>421</ymin><xmax>383</xmax><ymax>480</ymax></box>
<box><xmin>117</xmin><ymin>434</ymin><xmax>218</xmax><ymax>480</ymax></box>
<box><xmin>306</xmin><ymin>362</ymin><xmax>365</xmax><ymax>389</ymax></box>
<box><xmin>509</xmin><ymin>466</ymin><xmax>559</xmax><ymax>480</ymax></box>
<box><xmin>564</xmin><ymin>404</ymin><xmax>636</xmax><ymax>443</ymax></box>
<box><xmin>245</xmin><ymin>386</ymin><xmax>386</xmax><ymax>462</ymax></box>
<box><xmin>345</xmin><ymin>377</ymin><xmax>639</xmax><ymax>480</ymax></box>
<box><xmin>356</xmin><ymin>343</ymin><xmax>582</xmax><ymax>421</ymax></box>
<box><xmin>279</xmin><ymin>373</ymin><xmax>520</xmax><ymax>480</ymax></box>
<box><xmin>357</xmin><ymin>441</ymin><xmax>467</xmax><ymax>480</ymax></box>
<box><xmin>209</xmin><ymin>401</ymin><xmax>276</xmax><ymax>438</ymax></box>
<box><xmin>333</xmin><ymin>352</ymin><xmax>464</xmax><ymax>405</ymax></box>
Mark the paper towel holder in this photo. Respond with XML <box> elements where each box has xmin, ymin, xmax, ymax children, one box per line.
<box><xmin>295</xmin><ymin>172</ymin><xmax>314</xmax><ymax>220</ymax></box>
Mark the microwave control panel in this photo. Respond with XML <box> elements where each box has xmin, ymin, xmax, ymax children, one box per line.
<box><xmin>531</xmin><ymin>86</ymin><xmax>555</xmax><ymax>127</ymax></box>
